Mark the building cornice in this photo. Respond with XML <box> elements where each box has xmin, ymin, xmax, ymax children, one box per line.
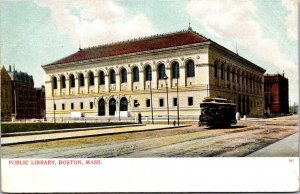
<box><xmin>208</xmin><ymin>41</ymin><xmax>266</xmax><ymax>73</ymax></box>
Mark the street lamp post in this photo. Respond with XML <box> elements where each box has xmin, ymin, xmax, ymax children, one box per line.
<box><xmin>134</xmin><ymin>101</ymin><xmax>140</xmax><ymax>123</ymax></box>
<box><xmin>118</xmin><ymin>94</ymin><xmax>121</xmax><ymax>121</ymax></box>
<box><xmin>150</xmin><ymin>78</ymin><xmax>154</xmax><ymax>124</ymax></box>
<box><xmin>164</xmin><ymin>75</ymin><xmax>170</xmax><ymax>125</ymax></box>
<box><xmin>176</xmin><ymin>77</ymin><xmax>179</xmax><ymax>126</ymax></box>
<box><xmin>53</xmin><ymin>96</ymin><xmax>56</xmax><ymax>123</ymax></box>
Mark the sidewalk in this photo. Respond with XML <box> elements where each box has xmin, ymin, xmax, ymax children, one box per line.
<box><xmin>1</xmin><ymin>124</ymin><xmax>189</xmax><ymax>146</ymax></box>
<box><xmin>247</xmin><ymin>133</ymin><xmax>299</xmax><ymax>157</ymax></box>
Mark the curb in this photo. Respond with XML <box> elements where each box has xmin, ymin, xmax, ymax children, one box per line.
<box><xmin>2</xmin><ymin>123</ymin><xmax>144</xmax><ymax>137</ymax></box>
<box><xmin>2</xmin><ymin>125</ymin><xmax>191</xmax><ymax>146</ymax></box>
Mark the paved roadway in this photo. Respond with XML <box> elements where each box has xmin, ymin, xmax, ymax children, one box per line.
<box><xmin>2</xmin><ymin>115</ymin><xmax>298</xmax><ymax>158</ymax></box>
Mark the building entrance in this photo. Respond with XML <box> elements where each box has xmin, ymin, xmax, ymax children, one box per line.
<box><xmin>109</xmin><ymin>98</ymin><xmax>116</xmax><ymax>115</ymax></box>
<box><xmin>98</xmin><ymin>98</ymin><xmax>105</xmax><ymax>116</ymax></box>
<box><xmin>120</xmin><ymin>97</ymin><xmax>128</xmax><ymax>111</ymax></box>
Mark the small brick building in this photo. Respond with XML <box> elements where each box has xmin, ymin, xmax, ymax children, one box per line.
<box><xmin>264</xmin><ymin>73</ymin><xmax>289</xmax><ymax>115</ymax></box>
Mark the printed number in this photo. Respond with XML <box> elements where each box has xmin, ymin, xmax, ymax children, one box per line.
<box><xmin>289</xmin><ymin>159</ymin><xmax>294</xmax><ymax>162</ymax></box>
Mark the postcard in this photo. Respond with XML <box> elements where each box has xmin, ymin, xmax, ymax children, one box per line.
<box><xmin>1</xmin><ymin>0</ymin><xmax>299</xmax><ymax>192</ymax></box>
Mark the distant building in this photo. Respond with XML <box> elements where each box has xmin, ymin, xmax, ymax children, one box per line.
<box><xmin>36</xmin><ymin>86</ymin><xmax>46</xmax><ymax>118</ymax></box>
<box><xmin>264</xmin><ymin>73</ymin><xmax>289</xmax><ymax>115</ymax></box>
<box><xmin>7</xmin><ymin>66</ymin><xmax>46</xmax><ymax>119</ymax></box>
<box><xmin>0</xmin><ymin>66</ymin><xmax>12</xmax><ymax>119</ymax></box>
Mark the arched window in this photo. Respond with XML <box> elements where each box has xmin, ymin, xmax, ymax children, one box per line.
<box><xmin>120</xmin><ymin>68</ymin><xmax>127</xmax><ymax>83</ymax></box>
<box><xmin>69</xmin><ymin>74</ymin><xmax>75</xmax><ymax>88</ymax></box>
<box><xmin>158</xmin><ymin>63</ymin><xmax>165</xmax><ymax>79</ymax></box>
<box><xmin>120</xmin><ymin>97</ymin><xmax>128</xmax><ymax>111</ymax></box>
<box><xmin>214</xmin><ymin>62</ymin><xmax>218</xmax><ymax>78</ymax></box>
<box><xmin>132</xmin><ymin>66</ymin><xmax>139</xmax><ymax>82</ymax></box>
<box><xmin>110</xmin><ymin>69</ymin><xmax>116</xmax><ymax>84</ymax></box>
<box><xmin>237</xmin><ymin>70</ymin><xmax>240</xmax><ymax>83</ymax></box>
<box><xmin>89</xmin><ymin>72</ymin><xmax>94</xmax><ymax>86</ymax></box>
<box><xmin>79</xmin><ymin>73</ymin><xmax>84</xmax><ymax>87</ymax></box>
<box><xmin>145</xmin><ymin>65</ymin><xmax>152</xmax><ymax>81</ymax></box>
<box><xmin>172</xmin><ymin>62</ymin><xmax>179</xmax><ymax>79</ymax></box>
<box><xmin>186</xmin><ymin>60</ymin><xmax>195</xmax><ymax>77</ymax></box>
<box><xmin>61</xmin><ymin>75</ymin><xmax>66</xmax><ymax>88</ymax></box>
<box><xmin>99</xmin><ymin>71</ymin><xmax>105</xmax><ymax>85</ymax></box>
<box><xmin>70</xmin><ymin>74</ymin><xmax>75</xmax><ymax>88</ymax></box>
<box><xmin>227</xmin><ymin>66</ymin><xmax>230</xmax><ymax>81</ymax></box>
<box><xmin>241</xmin><ymin>72</ymin><xmax>244</xmax><ymax>84</ymax></box>
<box><xmin>221</xmin><ymin>64</ymin><xmax>224</xmax><ymax>79</ymax></box>
<box><xmin>52</xmin><ymin>77</ymin><xmax>57</xmax><ymax>89</ymax></box>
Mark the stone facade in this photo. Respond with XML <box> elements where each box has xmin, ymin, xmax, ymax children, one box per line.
<box><xmin>42</xmin><ymin>30</ymin><xmax>265</xmax><ymax>120</ymax></box>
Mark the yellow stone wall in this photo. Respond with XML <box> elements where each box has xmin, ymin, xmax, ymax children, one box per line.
<box><xmin>208</xmin><ymin>46</ymin><xmax>265</xmax><ymax>116</ymax></box>
<box><xmin>43</xmin><ymin>44</ymin><xmax>265</xmax><ymax>119</ymax></box>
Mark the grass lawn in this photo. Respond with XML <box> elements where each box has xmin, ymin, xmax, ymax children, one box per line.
<box><xmin>1</xmin><ymin>122</ymin><xmax>135</xmax><ymax>134</ymax></box>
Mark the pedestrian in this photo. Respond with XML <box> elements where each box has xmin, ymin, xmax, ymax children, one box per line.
<box><xmin>138</xmin><ymin>112</ymin><xmax>142</xmax><ymax>124</ymax></box>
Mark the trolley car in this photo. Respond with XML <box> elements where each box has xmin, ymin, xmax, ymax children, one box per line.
<box><xmin>199</xmin><ymin>97</ymin><xmax>237</xmax><ymax>127</ymax></box>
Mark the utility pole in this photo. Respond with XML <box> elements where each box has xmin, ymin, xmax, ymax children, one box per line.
<box><xmin>164</xmin><ymin>75</ymin><xmax>169</xmax><ymax>125</ymax></box>
<box><xmin>150</xmin><ymin>79</ymin><xmax>154</xmax><ymax>124</ymax></box>
<box><xmin>118</xmin><ymin>94</ymin><xmax>121</xmax><ymax>121</ymax></box>
<box><xmin>53</xmin><ymin>96</ymin><xmax>56</xmax><ymax>123</ymax></box>
<box><xmin>176</xmin><ymin>75</ymin><xmax>179</xmax><ymax>126</ymax></box>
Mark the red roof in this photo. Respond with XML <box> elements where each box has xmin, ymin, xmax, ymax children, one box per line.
<box><xmin>47</xmin><ymin>30</ymin><xmax>208</xmax><ymax>66</ymax></box>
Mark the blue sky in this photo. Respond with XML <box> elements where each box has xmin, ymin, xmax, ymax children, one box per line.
<box><xmin>0</xmin><ymin>0</ymin><xmax>298</xmax><ymax>103</ymax></box>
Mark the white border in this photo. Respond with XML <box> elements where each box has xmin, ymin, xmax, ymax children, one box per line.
<box><xmin>1</xmin><ymin>158</ymin><xmax>299</xmax><ymax>192</ymax></box>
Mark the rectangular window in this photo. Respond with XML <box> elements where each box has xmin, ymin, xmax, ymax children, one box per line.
<box><xmin>54</xmin><ymin>104</ymin><xmax>56</xmax><ymax>110</ymax></box>
<box><xmin>80</xmin><ymin>102</ymin><xmax>83</xmax><ymax>109</ymax></box>
<box><xmin>188</xmin><ymin>97</ymin><xmax>193</xmax><ymax>106</ymax></box>
<box><xmin>90</xmin><ymin>102</ymin><xmax>93</xmax><ymax>109</ymax></box>
<box><xmin>62</xmin><ymin>103</ymin><xmax>65</xmax><ymax>110</ymax></box>
<box><xmin>71</xmin><ymin>103</ymin><xmax>74</xmax><ymax>110</ymax></box>
<box><xmin>146</xmin><ymin>99</ymin><xmax>151</xmax><ymax>107</ymax></box>
<box><xmin>159</xmin><ymin>98</ymin><xmax>164</xmax><ymax>107</ymax></box>
<box><xmin>173</xmin><ymin>98</ymin><xmax>178</xmax><ymax>106</ymax></box>
<box><xmin>134</xmin><ymin>100</ymin><xmax>139</xmax><ymax>107</ymax></box>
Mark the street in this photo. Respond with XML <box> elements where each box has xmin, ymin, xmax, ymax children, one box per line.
<box><xmin>2</xmin><ymin>115</ymin><xmax>298</xmax><ymax>158</ymax></box>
